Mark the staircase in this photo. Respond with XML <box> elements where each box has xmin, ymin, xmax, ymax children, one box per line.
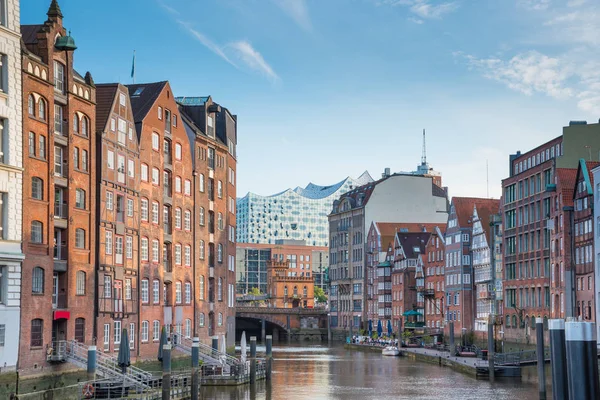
<box><xmin>171</xmin><ymin>334</ymin><xmax>244</xmax><ymax>376</ymax></box>
<box><xmin>52</xmin><ymin>340</ymin><xmax>153</xmax><ymax>389</ymax></box>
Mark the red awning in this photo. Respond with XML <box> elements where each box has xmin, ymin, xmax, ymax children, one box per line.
<box><xmin>53</xmin><ymin>310</ymin><xmax>70</xmax><ymax>320</ymax></box>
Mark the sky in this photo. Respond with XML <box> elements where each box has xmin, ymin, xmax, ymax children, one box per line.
<box><xmin>22</xmin><ymin>0</ymin><xmax>600</xmax><ymax>200</ymax></box>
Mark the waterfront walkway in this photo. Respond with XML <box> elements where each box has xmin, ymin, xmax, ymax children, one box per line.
<box><xmin>401</xmin><ymin>346</ymin><xmax>488</xmax><ymax>368</ymax></box>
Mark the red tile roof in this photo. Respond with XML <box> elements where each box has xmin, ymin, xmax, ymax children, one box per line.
<box><xmin>474</xmin><ymin>199</ymin><xmax>501</xmax><ymax>243</ymax></box>
<box><xmin>556</xmin><ymin>168</ymin><xmax>577</xmax><ymax>207</ymax></box>
<box><xmin>374</xmin><ymin>222</ymin><xmax>440</xmax><ymax>237</ymax></box>
<box><xmin>452</xmin><ymin>197</ymin><xmax>500</xmax><ymax>228</ymax></box>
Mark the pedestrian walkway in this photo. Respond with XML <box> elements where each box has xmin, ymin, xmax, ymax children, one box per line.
<box><xmin>401</xmin><ymin>346</ymin><xmax>487</xmax><ymax>369</ymax></box>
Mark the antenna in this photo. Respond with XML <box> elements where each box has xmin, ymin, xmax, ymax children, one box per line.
<box><xmin>421</xmin><ymin>129</ymin><xmax>427</xmax><ymax>165</ymax></box>
<box><xmin>486</xmin><ymin>159</ymin><xmax>489</xmax><ymax>198</ymax></box>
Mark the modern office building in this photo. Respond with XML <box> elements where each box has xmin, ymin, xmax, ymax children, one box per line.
<box><xmin>236</xmin><ymin>172</ymin><xmax>374</xmax><ymax>247</ymax></box>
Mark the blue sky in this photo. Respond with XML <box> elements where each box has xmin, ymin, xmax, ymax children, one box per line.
<box><xmin>22</xmin><ymin>0</ymin><xmax>600</xmax><ymax>199</ymax></box>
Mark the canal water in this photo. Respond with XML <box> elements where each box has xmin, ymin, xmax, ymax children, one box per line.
<box><xmin>201</xmin><ymin>344</ymin><xmax>542</xmax><ymax>399</ymax></box>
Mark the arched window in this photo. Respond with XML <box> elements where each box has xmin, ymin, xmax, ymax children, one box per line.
<box><xmin>38</xmin><ymin>98</ymin><xmax>46</xmax><ymax>120</ymax></box>
<box><xmin>505</xmin><ymin>315</ymin><xmax>510</xmax><ymax>328</ymax></box>
<box><xmin>512</xmin><ymin>315</ymin><xmax>517</xmax><ymax>327</ymax></box>
<box><xmin>81</xmin><ymin>116</ymin><xmax>89</xmax><ymax>137</ymax></box>
<box><xmin>75</xmin><ymin>189</ymin><xmax>85</xmax><ymax>209</ymax></box>
<box><xmin>32</xmin><ymin>267</ymin><xmax>44</xmax><ymax>294</ymax></box>
<box><xmin>303</xmin><ymin>286</ymin><xmax>307</xmax><ymax>297</ymax></box>
<box><xmin>199</xmin><ymin>276</ymin><xmax>205</xmax><ymax>300</ymax></box>
<box><xmin>75</xmin><ymin>318</ymin><xmax>85</xmax><ymax>342</ymax></box>
<box><xmin>31</xmin><ymin>220</ymin><xmax>43</xmax><ymax>243</ymax></box>
<box><xmin>28</xmin><ymin>95</ymin><xmax>35</xmax><ymax>116</ymax></box>
<box><xmin>75</xmin><ymin>228</ymin><xmax>85</xmax><ymax>248</ymax></box>
<box><xmin>72</xmin><ymin>114</ymin><xmax>79</xmax><ymax>133</ymax></box>
<box><xmin>218</xmin><ymin>277</ymin><xmax>222</xmax><ymax>301</ymax></box>
<box><xmin>284</xmin><ymin>286</ymin><xmax>288</xmax><ymax>296</ymax></box>
<box><xmin>218</xmin><ymin>312</ymin><xmax>223</xmax><ymax>326</ymax></box>
<box><xmin>31</xmin><ymin>177</ymin><xmax>43</xmax><ymax>200</ymax></box>
<box><xmin>199</xmin><ymin>313</ymin><xmax>205</xmax><ymax>327</ymax></box>
<box><xmin>30</xmin><ymin>319</ymin><xmax>43</xmax><ymax>347</ymax></box>
<box><xmin>217</xmin><ymin>243</ymin><xmax>223</xmax><ymax>263</ymax></box>
<box><xmin>76</xmin><ymin>270</ymin><xmax>86</xmax><ymax>295</ymax></box>
<box><xmin>293</xmin><ymin>286</ymin><xmax>298</xmax><ymax>296</ymax></box>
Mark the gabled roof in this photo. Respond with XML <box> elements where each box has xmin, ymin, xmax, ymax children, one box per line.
<box><xmin>126</xmin><ymin>81</ymin><xmax>167</xmax><ymax>123</ymax></box>
<box><xmin>95</xmin><ymin>84</ymin><xmax>119</xmax><ymax>132</ymax></box>
<box><xmin>395</xmin><ymin>232</ymin><xmax>431</xmax><ymax>259</ymax></box>
<box><xmin>473</xmin><ymin>199</ymin><xmax>501</xmax><ymax>243</ymax></box>
<box><xmin>451</xmin><ymin>197</ymin><xmax>499</xmax><ymax>228</ymax></box>
<box><xmin>556</xmin><ymin>168</ymin><xmax>577</xmax><ymax>207</ymax></box>
<box><xmin>21</xmin><ymin>25</ymin><xmax>43</xmax><ymax>45</ymax></box>
<box><xmin>573</xmin><ymin>159</ymin><xmax>600</xmax><ymax>199</ymax></box>
<box><xmin>374</xmin><ymin>222</ymin><xmax>439</xmax><ymax>237</ymax></box>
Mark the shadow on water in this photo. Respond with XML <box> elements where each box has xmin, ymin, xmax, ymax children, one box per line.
<box><xmin>201</xmin><ymin>343</ymin><xmax>543</xmax><ymax>400</ymax></box>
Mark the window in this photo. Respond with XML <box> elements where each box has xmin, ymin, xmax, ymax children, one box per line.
<box><xmin>54</xmin><ymin>104</ymin><xmax>63</xmax><ymax>134</ymax></box>
<box><xmin>175</xmin><ymin>143</ymin><xmax>182</xmax><ymax>160</ymax></box>
<box><xmin>200</xmin><ymin>240</ymin><xmax>205</xmax><ymax>259</ymax></box>
<box><xmin>126</xmin><ymin>236</ymin><xmax>133</xmax><ymax>259</ymax></box>
<box><xmin>218</xmin><ymin>243</ymin><xmax>223</xmax><ymax>263</ymax></box>
<box><xmin>185</xmin><ymin>245</ymin><xmax>191</xmax><ymax>266</ymax></box>
<box><xmin>117</xmin><ymin>118</ymin><xmax>126</xmax><ymax>143</ymax></box>
<box><xmin>73</xmin><ymin>114</ymin><xmax>79</xmax><ymax>133</ymax></box>
<box><xmin>29</xmin><ymin>132</ymin><xmax>35</xmax><ymax>156</ymax></box>
<box><xmin>200</xmin><ymin>174</ymin><xmax>205</xmax><ymax>192</ymax></box>
<box><xmin>152</xmin><ymin>168</ymin><xmax>159</xmax><ymax>185</ymax></box>
<box><xmin>130</xmin><ymin>322</ymin><xmax>135</xmax><ymax>349</ymax></box>
<box><xmin>104</xmin><ymin>275</ymin><xmax>112</xmax><ymax>299</ymax></box>
<box><xmin>229</xmin><ymin>167</ymin><xmax>235</xmax><ymax>185</ymax></box>
<box><xmin>115</xmin><ymin>236</ymin><xmax>123</xmax><ymax>263</ymax></box>
<box><xmin>31</xmin><ymin>221</ymin><xmax>43</xmax><ymax>243</ymax></box>
<box><xmin>125</xmin><ymin>279</ymin><xmax>132</xmax><ymax>300</ymax></box>
<box><xmin>175</xmin><ymin>244</ymin><xmax>182</xmax><ymax>265</ymax></box>
<box><xmin>75</xmin><ymin>318</ymin><xmax>85</xmax><ymax>342</ymax></box>
<box><xmin>141</xmin><ymin>163</ymin><xmax>148</xmax><ymax>181</ymax></box>
<box><xmin>32</xmin><ymin>267</ymin><xmax>44</xmax><ymax>294</ymax></box>
<box><xmin>127</xmin><ymin>199</ymin><xmax>134</xmax><ymax>217</ymax></box>
<box><xmin>107</xmin><ymin>150</ymin><xmax>115</xmax><ymax>169</ymax></box>
<box><xmin>199</xmin><ymin>276</ymin><xmax>205</xmax><ymax>300</ymax></box>
<box><xmin>73</xmin><ymin>147</ymin><xmax>79</xmax><ymax>169</ymax></box>
<box><xmin>185</xmin><ymin>282</ymin><xmax>191</xmax><ymax>304</ymax></box>
<box><xmin>141</xmin><ymin>237</ymin><xmax>149</xmax><ymax>260</ymax></box>
<box><xmin>39</xmin><ymin>135</ymin><xmax>46</xmax><ymax>159</ymax></box>
<box><xmin>38</xmin><ymin>98</ymin><xmax>46</xmax><ymax>120</ymax></box>
<box><xmin>105</xmin><ymin>231</ymin><xmax>113</xmax><ymax>254</ymax></box>
<box><xmin>176</xmin><ymin>282</ymin><xmax>182</xmax><ymax>304</ymax></box>
<box><xmin>184</xmin><ymin>180</ymin><xmax>191</xmax><ymax>195</ymax></box>
<box><xmin>82</xmin><ymin>150</ymin><xmax>88</xmax><ymax>171</ymax></box>
<box><xmin>218</xmin><ymin>181</ymin><xmax>223</xmax><ymax>198</ymax></box>
<box><xmin>54</xmin><ymin>61</ymin><xmax>64</xmax><ymax>92</ymax></box>
<box><xmin>218</xmin><ymin>313</ymin><xmax>223</xmax><ymax>326</ymax></box>
<box><xmin>185</xmin><ymin>319</ymin><xmax>191</xmax><ymax>338</ymax></box>
<box><xmin>175</xmin><ymin>208</ymin><xmax>182</xmax><ymax>229</ymax></box>
<box><xmin>152</xmin><ymin>132</ymin><xmax>159</xmax><ymax>150</ymax></box>
<box><xmin>32</xmin><ymin>177</ymin><xmax>43</xmax><ymax>200</ymax></box>
<box><xmin>114</xmin><ymin>321</ymin><xmax>122</xmax><ymax>344</ymax></box>
<box><xmin>153</xmin><ymin>320</ymin><xmax>160</xmax><ymax>341</ymax></box>
<box><xmin>128</xmin><ymin>159</ymin><xmax>134</xmax><ymax>178</ymax></box>
<box><xmin>31</xmin><ymin>319</ymin><xmax>43</xmax><ymax>347</ymax></box>
<box><xmin>199</xmin><ymin>207</ymin><xmax>205</xmax><ymax>225</ymax></box>
<box><xmin>184</xmin><ymin>210</ymin><xmax>191</xmax><ymax>231</ymax></box>
<box><xmin>141</xmin><ymin>279</ymin><xmax>149</xmax><ymax>302</ymax></box>
<box><xmin>208</xmin><ymin>147</ymin><xmax>215</xmax><ymax>169</ymax></box>
<box><xmin>218</xmin><ymin>277</ymin><xmax>223</xmax><ymax>301</ymax></box>
<box><xmin>153</xmin><ymin>280</ymin><xmax>160</xmax><ymax>303</ymax></box>
<box><xmin>76</xmin><ymin>189</ymin><xmax>85</xmax><ymax>209</ymax></box>
<box><xmin>175</xmin><ymin>176</ymin><xmax>181</xmax><ymax>193</ymax></box>
<box><xmin>75</xmin><ymin>228</ymin><xmax>85</xmax><ymax>249</ymax></box>
<box><xmin>141</xmin><ymin>199</ymin><xmax>149</xmax><ymax>221</ymax></box>
<box><xmin>28</xmin><ymin>95</ymin><xmax>35</xmax><ymax>115</ymax></box>
<box><xmin>158</xmin><ymin>107</ymin><xmax>163</xmax><ymax>120</ymax></box>
<box><xmin>199</xmin><ymin>313</ymin><xmax>205</xmax><ymax>327</ymax></box>
<box><xmin>152</xmin><ymin>202</ymin><xmax>159</xmax><ymax>224</ymax></box>
<box><xmin>141</xmin><ymin>321</ymin><xmax>149</xmax><ymax>342</ymax></box>
<box><xmin>152</xmin><ymin>240</ymin><xmax>159</xmax><ymax>262</ymax></box>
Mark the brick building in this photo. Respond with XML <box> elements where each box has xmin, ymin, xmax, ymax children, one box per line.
<box><xmin>176</xmin><ymin>96</ymin><xmax>237</xmax><ymax>347</ymax></box>
<box><xmin>0</xmin><ymin>0</ymin><xmax>24</xmax><ymax>371</ymax></box>
<box><xmin>20</xmin><ymin>1</ymin><xmax>97</xmax><ymax>372</ymax></box>
<box><xmin>573</xmin><ymin>160</ymin><xmax>598</xmax><ymax>322</ymax></box>
<box><xmin>94</xmin><ymin>84</ymin><xmax>140</xmax><ymax>355</ymax></box>
<box><xmin>125</xmin><ymin>81</ymin><xmax>195</xmax><ymax>357</ymax></box>
<box><xmin>422</xmin><ymin>227</ymin><xmax>446</xmax><ymax>330</ymax></box>
<box><xmin>266</xmin><ymin>258</ymin><xmax>314</xmax><ymax>309</ymax></box>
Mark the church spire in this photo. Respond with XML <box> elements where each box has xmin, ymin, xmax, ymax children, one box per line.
<box><xmin>47</xmin><ymin>0</ymin><xmax>63</xmax><ymax>21</ymax></box>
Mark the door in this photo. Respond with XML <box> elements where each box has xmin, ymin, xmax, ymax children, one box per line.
<box><xmin>114</xmin><ymin>280</ymin><xmax>123</xmax><ymax>313</ymax></box>
<box><xmin>52</xmin><ymin>319</ymin><xmax>67</xmax><ymax>342</ymax></box>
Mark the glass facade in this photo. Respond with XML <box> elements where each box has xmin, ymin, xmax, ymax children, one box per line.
<box><xmin>236</xmin><ymin>248</ymin><xmax>271</xmax><ymax>294</ymax></box>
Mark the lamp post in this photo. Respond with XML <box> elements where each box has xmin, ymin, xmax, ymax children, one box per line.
<box><xmin>499</xmin><ymin>330</ymin><xmax>504</xmax><ymax>354</ymax></box>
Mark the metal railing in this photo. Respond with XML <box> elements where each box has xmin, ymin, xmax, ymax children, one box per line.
<box><xmin>54</xmin><ymin>245</ymin><xmax>68</xmax><ymax>260</ymax></box>
<box><xmin>171</xmin><ymin>333</ymin><xmax>244</xmax><ymax>375</ymax></box>
<box><xmin>493</xmin><ymin>349</ymin><xmax>550</xmax><ymax>366</ymax></box>
<box><xmin>54</xmin><ymin>203</ymin><xmax>68</xmax><ymax>218</ymax></box>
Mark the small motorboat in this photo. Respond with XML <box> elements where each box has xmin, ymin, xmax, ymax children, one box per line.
<box><xmin>382</xmin><ymin>346</ymin><xmax>400</xmax><ymax>356</ymax></box>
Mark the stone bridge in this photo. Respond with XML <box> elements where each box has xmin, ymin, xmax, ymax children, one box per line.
<box><xmin>236</xmin><ymin>306</ymin><xmax>329</xmax><ymax>343</ymax></box>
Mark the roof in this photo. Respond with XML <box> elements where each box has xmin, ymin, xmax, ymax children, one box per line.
<box><xmin>451</xmin><ymin>197</ymin><xmax>499</xmax><ymax>228</ymax></box>
<box><xmin>374</xmin><ymin>222</ymin><xmax>439</xmax><ymax>237</ymax></box>
<box><xmin>574</xmin><ymin>160</ymin><xmax>600</xmax><ymax>199</ymax></box>
<box><xmin>95</xmin><ymin>84</ymin><xmax>119</xmax><ymax>132</ymax></box>
<box><xmin>395</xmin><ymin>232</ymin><xmax>431</xmax><ymax>259</ymax></box>
<box><xmin>473</xmin><ymin>199</ymin><xmax>501</xmax><ymax>243</ymax></box>
<box><xmin>556</xmin><ymin>168</ymin><xmax>577</xmax><ymax>207</ymax></box>
<box><xmin>126</xmin><ymin>81</ymin><xmax>167</xmax><ymax>123</ymax></box>
<box><xmin>21</xmin><ymin>25</ymin><xmax>43</xmax><ymax>45</ymax></box>
<box><xmin>175</xmin><ymin>96</ymin><xmax>209</xmax><ymax>106</ymax></box>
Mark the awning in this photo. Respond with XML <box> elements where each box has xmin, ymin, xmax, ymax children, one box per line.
<box><xmin>53</xmin><ymin>310</ymin><xmax>70</xmax><ymax>320</ymax></box>
<box><xmin>403</xmin><ymin>310</ymin><xmax>423</xmax><ymax>316</ymax></box>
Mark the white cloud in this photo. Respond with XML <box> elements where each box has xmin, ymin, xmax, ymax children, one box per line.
<box><xmin>517</xmin><ymin>0</ymin><xmax>552</xmax><ymax>11</ymax></box>
<box><xmin>408</xmin><ymin>17</ymin><xmax>424</xmax><ymax>24</ymax></box>
<box><xmin>271</xmin><ymin>0</ymin><xmax>312</xmax><ymax>31</ymax></box>
<box><xmin>177</xmin><ymin>21</ymin><xmax>238</xmax><ymax>68</ymax></box>
<box><xmin>376</xmin><ymin>0</ymin><xmax>458</xmax><ymax>20</ymax></box>
<box><xmin>157</xmin><ymin>0</ymin><xmax>180</xmax><ymax>15</ymax></box>
<box><xmin>227</xmin><ymin>41</ymin><xmax>280</xmax><ymax>83</ymax></box>
<box><xmin>567</xmin><ymin>0</ymin><xmax>586</xmax><ymax>6</ymax></box>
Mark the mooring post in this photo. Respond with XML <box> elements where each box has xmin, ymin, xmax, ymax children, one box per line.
<box><xmin>565</xmin><ymin>320</ymin><xmax>599</xmax><ymax>400</ymax></box>
<box><xmin>162</xmin><ymin>343</ymin><xmax>171</xmax><ymax>400</ymax></box>
<box><xmin>287</xmin><ymin>315</ymin><xmax>291</xmax><ymax>342</ymax></box>
<box><xmin>191</xmin><ymin>337</ymin><xmax>200</xmax><ymax>400</ymax></box>
<box><xmin>536</xmin><ymin>318</ymin><xmax>547</xmax><ymax>400</ymax></box>
<box><xmin>449</xmin><ymin>321</ymin><xmax>455</xmax><ymax>354</ymax></box>
<box><xmin>86</xmin><ymin>345</ymin><xmax>96</xmax><ymax>381</ymax></box>
<box><xmin>487</xmin><ymin>317</ymin><xmax>495</xmax><ymax>382</ymax></box>
<box><xmin>266</xmin><ymin>334</ymin><xmax>273</xmax><ymax>381</ymax></box>
<box><xmin>549</xmin><ymin>319</ymin><xmax>568</xmax><ymax>400</ymax></box>
<box><xmin>250</xmin><ymin>336</ymin><xmax>257</xmax><ymax>384</ymax></box>
<box><xmin>261</xmin><ymin>319</ymin><xmax>266</xmax><ymax>343</ymax></box>
<box><xmin>327</xmin><ymin>314</ymin><xmax>332</xmax><ymax>343</ymax></box>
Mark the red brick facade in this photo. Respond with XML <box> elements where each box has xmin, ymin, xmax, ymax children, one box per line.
<box><xmin>422</xmin><ymin>229</ymin><xmax>445</xmax><ymax>330</ymax></box>
<box><xmin>21</xmin><ymin>8</ymin><xmax>96</xmax><ymax>372</ymax></box>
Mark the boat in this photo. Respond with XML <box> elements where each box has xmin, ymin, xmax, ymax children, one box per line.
<box><xmin>382</xmin><ymin>346</ymin><xmax>400</xmax><ymax>356</ymax></box>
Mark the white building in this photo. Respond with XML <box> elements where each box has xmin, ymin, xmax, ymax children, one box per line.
<box><xmin>0</xmin><ymin>0</ymin><xmax>24</xmax><ymax>371</ymax></box>
<box><xmin>237</xmin><ymin>172</ymin><xmax>373</xmax><ymax>247</ymax></box>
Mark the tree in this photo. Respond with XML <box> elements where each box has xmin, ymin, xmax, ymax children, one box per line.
<box><xmin>249</xmin><ymin>287</ymin><xmax>265</xmax><ymax>307</ymax></box>
<box><xmin>314</xmin><ymin>286</ymin><xmax>327</xmax><ymax>303</ymax></box>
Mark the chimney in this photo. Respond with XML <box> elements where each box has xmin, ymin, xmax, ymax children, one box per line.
<box><xmin>382</xmin><ymin>167</ymin><xmax>391</xmax><ymax>178</ymax></box>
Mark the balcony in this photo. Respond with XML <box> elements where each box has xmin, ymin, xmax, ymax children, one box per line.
<box><xmin>163</xmin><ymin>185</ymin><xmax>172</xmax><ymax>204</ymax></box>
<box><xmin>164</xmin><ymin>222</ymin><xmax>172</xmax><ymax>242</ymax></box>
<box><xmin>53</xmin><ymin>245</ymin><xmax>67</xmax><ymax>271</ymax></box>
<box><xmin>404</xmin><ymin>321</ymin><xmax>425</xmax><ymax>329</ymax></box>
<box><xmin>164</xmin><ymin>151</ymin><xmax>172</xmax><ymax>167</ymax></box>
<box><xmin>54</xmin><ymin>203</ymin><xmax>68</xmax><ymax>228</ymax></box>
<box><xmin>52</xmin><ymin>292</ymin><xmax>67</xmax><ymax>309</ymax></box>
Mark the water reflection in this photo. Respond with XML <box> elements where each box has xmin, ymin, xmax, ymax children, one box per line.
<box><xmin>200</xmin><ymin>344</ymin><xmax>541</xmax><ymax>399</ymax></box>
